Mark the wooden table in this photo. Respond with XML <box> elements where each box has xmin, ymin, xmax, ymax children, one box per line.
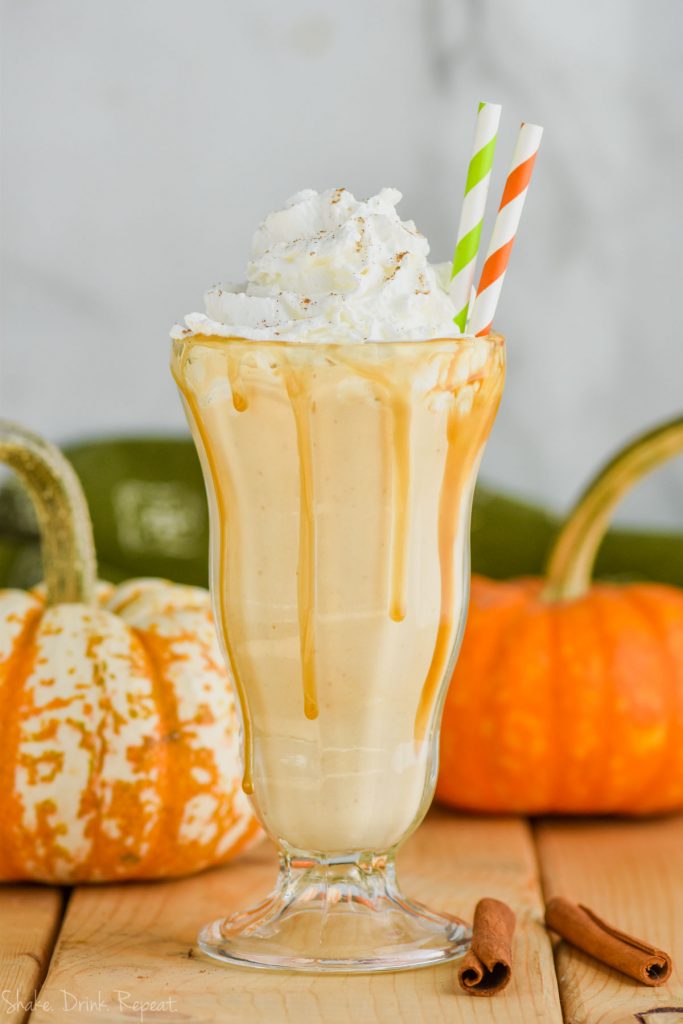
<box><xmin>1</xmin><ymin>809</ymin><xmax>681</xmax><ymax>1024</ymax></box>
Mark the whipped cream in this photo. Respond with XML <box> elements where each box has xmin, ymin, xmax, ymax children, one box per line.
<box><xmin>171</xmin><ymin>188</ymin><xmax>463</xmax><ymax>343</ymax></box>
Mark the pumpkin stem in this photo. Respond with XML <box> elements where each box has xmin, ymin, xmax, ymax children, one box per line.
<box><xmin>543</xmin><ymin>415</ymin><xmax>683</xmax><ymax>602</ymax></box>
<box><xmin>0</xmin><ymin>421</ymin><xmax>97</xmax><ymax>606</ymax></box>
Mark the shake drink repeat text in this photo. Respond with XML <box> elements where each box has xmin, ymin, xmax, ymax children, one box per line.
<box><xmin>2</xmin><ymin>988</ymin><xmax>178</xmax><ymax>1022</ymax></box>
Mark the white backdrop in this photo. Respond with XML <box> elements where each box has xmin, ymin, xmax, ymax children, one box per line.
<box><xmin>2</xmin><ymin>0</ymin><xmax>682</xmax><ymax>524</ymax></box>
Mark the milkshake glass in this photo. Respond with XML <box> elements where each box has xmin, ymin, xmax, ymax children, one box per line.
<box><xmin>172</xmin><ymin>330</ymin><xmax>504</xmax><ymax>971</ymax></box>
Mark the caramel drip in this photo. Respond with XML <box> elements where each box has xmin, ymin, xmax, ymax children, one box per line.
<box><xmin>414</xmin><ymin>376</ymin><xmax>502</xmax><ymax>743</ymax></box>
<box><xmin>226</xmin><ymin>350</ymin><xmax>248</xmax><ymax>411</ymax></box>
<box><xmin>334</xmin><ymin>353</ymin><xmax>411</xmax><ymax>622</ymax></box>
<box><xmin>284</xmin><ymin>369</ymin><xmax>319</xmax><ymax>721</ymax></box>
<box><xmin>171</xmin><ymin>336</ymin><xmax>504</xmax><ymax>782</ymax></box>
<box><xmin>414</xmin><ymin>406</ymin><xmax>464</xmax><ymax>743</ymax></box>
<box><xmin>388</xmin><ymin>390</ymin><xmax>411</xmax><ymax>622</ymax></box>
<box><xmin>171</xmin><ymin>352</ymin><xmax>255</xmax><ymax>794</ymax></box>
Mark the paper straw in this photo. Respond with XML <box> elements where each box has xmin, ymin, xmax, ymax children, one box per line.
<box><xmin>468</xmin><ymin>122</ymin><xmax>543</xmax><ymax>337</ymax></box>
<box><xmin>449</xmin><ymin>101</ymin><xmax>502</xmax><ymax>333</ymax></box>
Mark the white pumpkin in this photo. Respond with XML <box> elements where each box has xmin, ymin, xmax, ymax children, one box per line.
<box><xmin>0</xmin><ymin>422</ymin><xmax>261</xmax><ymax>882</ymax></box>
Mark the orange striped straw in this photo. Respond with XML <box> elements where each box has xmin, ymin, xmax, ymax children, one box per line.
<box><xmin>468</xmin><ymin>122</ymin><xmax>543</xmax><ymax>337</ymax></box>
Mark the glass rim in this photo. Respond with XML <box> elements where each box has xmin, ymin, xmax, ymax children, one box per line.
<box><xmin>171</xmin><ymin>330</ymin><xmax>505</xmax><ymax>351</ymax></box>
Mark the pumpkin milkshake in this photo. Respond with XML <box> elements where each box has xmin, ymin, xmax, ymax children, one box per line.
<box><xmin>171</xmin><ymin>187</ymin><xmax>504</xmax><ymax>971</ymax></box>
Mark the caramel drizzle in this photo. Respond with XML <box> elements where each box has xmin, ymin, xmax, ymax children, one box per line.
<box><xmin>388</xmin><ymin>391</ymin><xmax>411</xmax><ymax>622</ymax></box>
<box><xmin>414</xmin><ymin>405</ymin><xmax>465</xmax><ymax>743</ymax></box>
<box><xmin>335</xmin><ymin>353</ymin><xmax>411</xmax><ymax>622</ymax></box>
<box><xmin>284</xmin><ymin>369</ymin><xmax>319</xmax><ymax>720</ymax></box>
<box><xmin>226</xmin><ymin>349</ymin><xmax>248</xmax><ymax>411</ymax></box>
<box><xmin>284</xmin><ymin>353</ymin><xmax>412</xmax><ymax>721</ymax></box>
<box><xmin>172</xmin><ymin>350</ymin><xmax>255</xmax><ymax>794</ymax></box>
<box><xmin>174</xmin><ymin>337</ymin><xmax>503</xmax><ymax>776</ymax></box>
<box><xmin>414</xmin><ymin>375</ymin><xmax>502</xmax><ymax>743</ymax></box>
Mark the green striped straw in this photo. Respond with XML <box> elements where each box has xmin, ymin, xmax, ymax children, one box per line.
<box><xmin>450</xmin><ymin>100</ymin><xmax>502</xmax><ymax>333</ymax></box>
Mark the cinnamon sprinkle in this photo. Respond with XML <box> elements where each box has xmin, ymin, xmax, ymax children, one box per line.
<box><xmin>384</xmin><ymin>251</ymin><xmax>408</xmax><ymax>282</ymax></box>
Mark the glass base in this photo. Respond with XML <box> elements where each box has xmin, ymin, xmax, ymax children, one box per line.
<box><xmin>198</xmin><ymin>848</ymin><xmax>471</xmax><ymax>973</ymax></box>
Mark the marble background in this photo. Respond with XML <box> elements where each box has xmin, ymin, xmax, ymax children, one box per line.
<box><xmin>2</xmin><ymin>0</ymin><xmax>682</xmax><ymax>524</ymax></box>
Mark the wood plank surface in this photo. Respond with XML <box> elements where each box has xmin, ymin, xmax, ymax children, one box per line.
<box><xmin>0</xmin><ymin>885</ymin><xmax>64</xmax><ymax>1024</ymax></box>
<box><xmin>536</xmin><ymin>815</ymin><xmax>683</xmax><ymax>1024</ymax></box>
<box><xmin>30</xmin><ymin>809</ymin><xmax>561</xmax><ymax>1023</ymax></box>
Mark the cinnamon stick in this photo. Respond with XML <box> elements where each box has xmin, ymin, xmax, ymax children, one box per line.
<box><xmin>458</xmin><ymin>898</ymin><xmax>515</xmax><ymax>996</ymax></box>
<box><xmin>545</xmin><ymin>897</ymin><xmax>672</xmax><ymax>987</ymax></box>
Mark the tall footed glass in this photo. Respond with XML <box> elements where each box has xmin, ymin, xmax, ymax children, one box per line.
<box><xmin>172</xmin><ymin>333</ymin><xmax>504</xmax><ymax>972</ymax></box>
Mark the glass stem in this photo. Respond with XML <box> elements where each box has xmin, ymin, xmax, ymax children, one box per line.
<box><xmin>278</xmin><ymin>845</ymin><xmax>397</xmax><ymax>900</ymax></box>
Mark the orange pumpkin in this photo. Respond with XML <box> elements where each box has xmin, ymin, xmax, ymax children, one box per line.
<box><xmin>438</xmin><ymin>415</ymin><xmax>683</xmax><ymax>815</ymax></box>
<box><xmin>0</xmin><ymin>422</ymin><xmax>261</xmax><ymax>882</ymax></box>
